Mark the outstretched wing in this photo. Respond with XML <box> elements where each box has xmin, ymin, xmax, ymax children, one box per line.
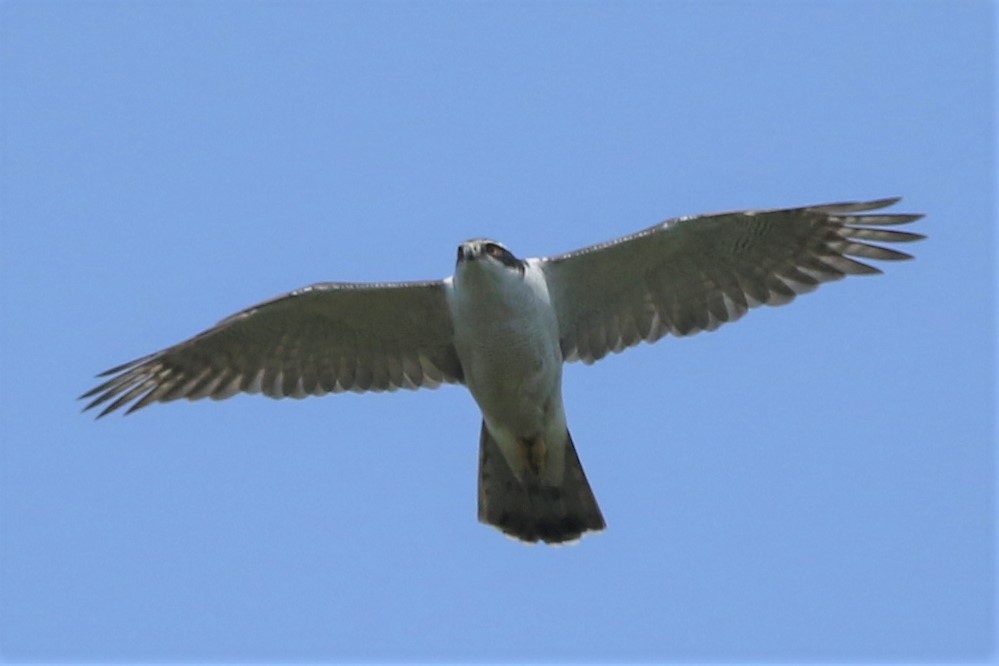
<box><xmin>82</xmin><ymin>280</ymin><xmax>464</xmax><ymax>416</ymax></box>
<box><xmin>542</xmin><ymin>197</ymin><xmax>924</xmax><ymax>364</ymax></box>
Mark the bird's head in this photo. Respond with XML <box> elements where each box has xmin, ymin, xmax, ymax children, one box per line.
<box><xmin>455</xmin><ymin>239</ymin><xmax>525</xmax><ymax>276</ymax></box>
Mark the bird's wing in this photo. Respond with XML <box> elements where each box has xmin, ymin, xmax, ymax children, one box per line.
<box><xmin>82</xmin><ymin>280</ymin><xmax>464</xmax><ymax>416</ymax></box>
<box><xmin>541</xmin><ymin>197</ymin><xmax>924</xmax><ymax>364</ymax></box>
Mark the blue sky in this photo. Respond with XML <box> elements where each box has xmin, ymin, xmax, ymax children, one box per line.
<box><xmin>1</xmin><ymin>1</ymin><xmax>994</xmax><ymax>663</ymax></box>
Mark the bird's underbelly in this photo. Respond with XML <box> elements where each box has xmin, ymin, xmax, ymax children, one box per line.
<box><xmin>448</xmin><ymin>260</ymin><xmax>567</xmax><ymax>440</ymax></box>
<box><xmin>460</xmin><ymin>323</ymin><xmax>562</xmax><ymax>437</ymax></box>
<box><xmin>455</xmin><ymin>290</ymin><xmax>562</xmax><ymax>430</ymax></box>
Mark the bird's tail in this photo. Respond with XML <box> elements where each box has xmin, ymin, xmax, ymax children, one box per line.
<box><xmin>477</xmin><ymin>421</ymin><xmax>606</xmax><ymax>544</ymax></box>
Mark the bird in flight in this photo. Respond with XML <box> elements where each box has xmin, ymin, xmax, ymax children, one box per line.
<box><xmin>83</xmin><ymin>197</ymin><xmax>923</xmax><ymax>544</ymax></box>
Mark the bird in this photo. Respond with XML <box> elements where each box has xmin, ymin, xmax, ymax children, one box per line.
<box><xmin>82</xmin><ymin>197</ymin><xmax>924</xmax><ymax>544</ymax></box>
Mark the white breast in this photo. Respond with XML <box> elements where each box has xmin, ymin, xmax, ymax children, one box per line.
<box><xmin>447</xmin><ymin>258</ymin><xmax>566</xmax><ymax>441</ymax></box>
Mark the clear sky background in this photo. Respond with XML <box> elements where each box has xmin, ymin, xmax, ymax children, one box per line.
<box><xmin>1</xmin><ymin>1</ymin><xmax>994</xmax><ymax>663</ymax></box>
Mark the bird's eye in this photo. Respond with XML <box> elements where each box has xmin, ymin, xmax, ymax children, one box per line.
<box><xmin>486</xmin><ymin>243</ymin><xmax>504</xmax><ymax>259</ymax></box>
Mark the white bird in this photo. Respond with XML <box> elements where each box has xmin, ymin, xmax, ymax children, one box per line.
<box><xmin>83</xmin><ymin>197</ymin><xmax>924</xmax><ymax>544</ymax></box>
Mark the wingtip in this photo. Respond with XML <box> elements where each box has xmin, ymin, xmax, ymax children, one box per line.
<box><xmin>875</xmin><ymin>195</ymin><xmax>903</xmax><ymax>207</ymax></box>
<box><xmin>79</xmin><ymin>399</ymin><xmax>110</xmax><ymax>419</ymax></box>
<box><xmin>79</xmin><ymin>381</ymin><xmax>128</xmax><ymax>417</ymax></box>
<box><xmin>97</xmin><ymin>403</ymin><xmax>120</xmax><ymax>418</ymax></box>
<box><xmin>809</xmin><ymin>196</ymin><xmax>905</xmax><ymax>214</ymax></box>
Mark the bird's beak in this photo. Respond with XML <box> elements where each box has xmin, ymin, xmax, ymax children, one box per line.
<box><xmin>458</xmin><ymin>245</ymin><xmax>476</xmax><ymax>263</ymax></box>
